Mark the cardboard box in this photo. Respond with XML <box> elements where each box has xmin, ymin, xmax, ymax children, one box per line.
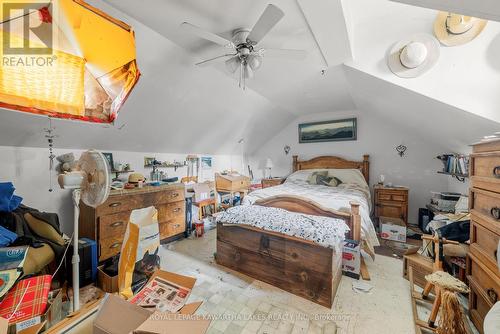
<box><xmin>7</xmin><ymin>289</ymin><xmax>62</xmax><ymax>334</ymax></box>
<box><xmin>93</xmin><ymin>270</ymin><xmax>210</xmax><ymax>334</ymax></box>
<box><xmin>342</xmin><ymin>239</ymin><xmax>361</xmax><ymax>279</ymax></box>
<box><xmin>380</xmin><ymin>216</ymin><xmax>407</xmax><ymax>243</ymax></box>
<box><xmin>97</xmin><ymin>265</ymin><xmax>118</xmax><ymax>293</ymax></box>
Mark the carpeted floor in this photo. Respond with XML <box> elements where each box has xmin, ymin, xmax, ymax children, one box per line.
<box><xmin>161</xmin><ymin>229</ymin><xmax>415</xmax><ymax>334</ymax></box>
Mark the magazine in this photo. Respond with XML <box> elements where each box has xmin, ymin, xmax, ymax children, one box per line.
<box><xmin>129</xmin><ymin>276</ymin><xmax>191</xmax><ymax>313</ymax></box>
<box><xmin>0</xmin><ymin>246</ymin><xmax>28</xmax><ymax>298</ymax></box>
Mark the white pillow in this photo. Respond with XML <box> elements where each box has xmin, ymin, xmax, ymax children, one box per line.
<box><xmin>327</xmin><ymin>169</ymin><xmax>368</xmax><ymax>189</ymax></box>
<box><xmin>286</xmin><ymin>168</ymin><xmax>368</xmax><ymax>189</ymax></box>
<box><xmin>285</xmin><ymin>169</ymin><xmax>330</xmax><ymax>183</ymax></box>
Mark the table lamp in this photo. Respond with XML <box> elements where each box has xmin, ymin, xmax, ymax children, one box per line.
<box><xmin>265</xmin><ymin>158</ymin><xmax>273</xmax><ymax>178</ymax></box>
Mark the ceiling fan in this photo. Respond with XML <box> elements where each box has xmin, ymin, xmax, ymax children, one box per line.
<box><xmin>181</xmin><ymin>4</ymin><xmax>307</xmax><ymax>89</ymax></box>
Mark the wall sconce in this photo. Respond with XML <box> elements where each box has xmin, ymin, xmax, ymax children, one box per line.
<box><xmin>284</xmin><ymin>145</ymin><xmax>291</xmax><ymax>155</ymax></box>
<box><xmin>396</xmin><ymin>144</ymin><xmax>407</xmax><ymax>158</ymax></box>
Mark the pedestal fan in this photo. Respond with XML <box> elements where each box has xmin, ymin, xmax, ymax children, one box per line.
<box><xmin>58</xmin><ymin>150</ymin><xmax>110</xmax><ymax>311</ymax></box>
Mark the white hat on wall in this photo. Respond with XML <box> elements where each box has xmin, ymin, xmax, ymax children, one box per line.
<box><xmin>387</xmin><ymin>33</ymin><xmax>440</xmax><ymax>78</ymax></box>
<box><xmin>434</xmin><ymin>12</ymin><xmax>487</xmax><ymax>46</ymax></box>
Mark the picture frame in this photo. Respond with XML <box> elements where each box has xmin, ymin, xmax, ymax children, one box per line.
<box><xmin>298</xmin><ymin>118</ymin><xmax>357</xmax><ymax>143</ymax></box>
<box><xmin>102</xmin><ymin>153</ymin><xmax>114</xmax><ymax>171</ymax></box>
<box><xmin>144</xmin><ymin>157</ymin><xmax>155</xmax><ymax>167</ymax></box>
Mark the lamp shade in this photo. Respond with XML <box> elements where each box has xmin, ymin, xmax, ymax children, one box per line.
<box><xmin>265</xmin><ymin>158</ymin><xmax>273</xmax><ymax>169</ymax></box>
<box><xmin>0</xmin><ymin>0</ymin><xmax>140</xmax><ymax>123</ymax></box>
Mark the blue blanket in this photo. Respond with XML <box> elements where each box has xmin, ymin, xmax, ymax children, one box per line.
<box><xmin>0</xmin><ymin>182</ymin><xmax>22</xmax><ymax>212</ymax></box>
<box><xmin>0</xmin><ymin>225</ymin><xmax>17</xmax><ymax>246</ymax></box>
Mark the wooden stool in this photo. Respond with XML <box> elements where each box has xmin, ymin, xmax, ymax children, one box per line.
<box><xmin>421</xmin><ymin>234</ymin><xmax>459</xmax><ymax>302</ymax></box>
<box><xmin>424</xmin><ymin>271</ymin><xmax>469</xmax><ymax>331</ymax></box>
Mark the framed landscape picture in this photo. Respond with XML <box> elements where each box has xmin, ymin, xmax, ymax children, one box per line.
<box><xmin>298</xmin><ymin>118</ymin><xmax>357</xmax><ymax>143</ymax></box>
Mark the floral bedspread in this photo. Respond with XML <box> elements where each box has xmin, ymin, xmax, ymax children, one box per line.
<box><xmin>242</xmin><ymin>180</ymin><xmax>380</xmax><ymax>252</ymax></box>
<box><xmin>215</xmin><ymin>205</ymin><xmax>348</xmax><ymax>250</ymax></box>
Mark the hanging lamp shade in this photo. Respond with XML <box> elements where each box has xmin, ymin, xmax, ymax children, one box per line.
<box><xmin>0</xmin><ymin>0</ymin><xmax>140</xmax><ymax>123</ymax></box>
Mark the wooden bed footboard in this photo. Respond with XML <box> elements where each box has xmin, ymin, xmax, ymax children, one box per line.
<box><xmin>215</xmin><ymin>196</ymin><xmax>361</xmax><ymax>308</ymax></box>
<box><xmin>254</xmin><ymin>195</ymin><xmax>361</xmax><ymax>242</ymax></box>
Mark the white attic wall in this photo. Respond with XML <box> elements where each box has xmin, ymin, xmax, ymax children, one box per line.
<box><xmin>0</xmin><ymin>146</ymin><xmax>240</xmax><ymax>234</ymax></box>
<box><xmin>345</xmin><ymin>0</ymin><xmax>500</xmax><ymax>125</ymax></box>
<box><xmin>248</xmin><ymin>109</ymin><xmax>451</xmax><ymax>225</ymax></box>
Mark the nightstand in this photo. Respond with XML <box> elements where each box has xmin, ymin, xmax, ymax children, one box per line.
<box><xmin>374</xmin><ymin>185</ymin><xmax>409</xmax><ymax>225</ymax></box>
<box><xmin>261</xmin><ymin>177</ymin><xmax>285</xmax><ymax>189</ymax></box>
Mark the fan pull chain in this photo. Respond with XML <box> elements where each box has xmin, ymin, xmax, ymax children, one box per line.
<box><xmin>44</xmin><ymin>117</ymin><xmax>57</xmax><ymax>192</ymax></box>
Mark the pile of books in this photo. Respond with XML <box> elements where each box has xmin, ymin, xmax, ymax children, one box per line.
<box><xmin>438</xmin><ymin>154</ymin><xmax>469</xmax><ymax>176</ymax></box>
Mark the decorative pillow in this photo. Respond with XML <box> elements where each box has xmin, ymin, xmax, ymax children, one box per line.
<box><xmin>328</xmin><ymin>177</ymin><xmax>343</xmax><ymax>187</ymax></box>
<box><xmin>307</xmin><ymin>171</ymin><xmax>328</xmax><ymax>184</ymax></box>
<box><xmin>316</xmin><ymin>174</ymin><xmax>333</xmax><ymax>186</ymax></box>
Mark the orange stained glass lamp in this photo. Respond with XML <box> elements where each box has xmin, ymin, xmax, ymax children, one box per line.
<box><xmin>0</xmin><ymin>0</ymin><xmax>140</xmax><ymax>123</ymax></box>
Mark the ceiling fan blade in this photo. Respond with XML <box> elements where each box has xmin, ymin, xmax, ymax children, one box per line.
<box><xmin>195</xmin><ymin>53</ymin><xmax>236</xmax><ymax>67</ymax></box>
<box><xmin>261</xmin><ymin>48</ymin><xmax>307</xmax><ymax>60</ymax></box>
<box><xmin>180</xmin><ymin>22</ymin><xmax>233</xmax><ymax>47</ymax></box>
<box><xmin>247</xmin><ymin>4</ymin><xmax>284</xmax><ymax>44</ymax></box>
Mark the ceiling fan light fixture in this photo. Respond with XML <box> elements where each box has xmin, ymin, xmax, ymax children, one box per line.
<box><xmin>225</xmin><ymin>56</ymin><xmax>240</xmax><ymax>73</ymax></box>
<box><xmin>243</xmin><ymin>62</ymin><xmax>254</xmax><ymax>79</ymax></box>
<box><xmin>247</xmin><ymin>54</ymin><xmax>263</xmax><ymax>71</ymax></box>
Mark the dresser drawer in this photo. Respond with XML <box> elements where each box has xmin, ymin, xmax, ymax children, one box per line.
<box><xmin>99</xmin><ymin>211</ymin><xmax>129</xmax><ymax>239</ymax></box>
<box><xmin>471</xmin><ymin>188</ymin><xmax>500</xmax><ymax>225</ymax></box>
<box><xmin>100</xmin><ymin>236</ymin><xmax>123</xmax><ymax>261</ymax></box>
<box><xmin>159</xmin><ymin>217</ymin><xmax>185</xmax><ymax>239</ymax></box>
<box><xmin>97</xmin><ymin>195</ymin><xmax>143</xmax><ymax>215</ymax></box>
<box><xmin>471</xmin><ymin>153</ymin><xmax>500</xmax><ymax>193</ymax></box>
<box><xmin>468</xmin><ymin>276</ymin><xmax>492</xmax><ymax>334</ymax></box>
<box><xmin>149</xmin><ymin>188</ymin><xmax>184</xmax><ymax>204</ymax></box>
<box><xmin>377</xmin><ymin>193</ymin><xmax>392</xmax><ymax>201</ymax></box>
<box><xmin>391</xmin><ymin>194</ymin><xmax>407</xmax><ymax>202</ymax></box>
<box><xmin>470</xmin><ymin>213</ymin><xmax>500</xmax><ymax>274</ymax></box>
<box><xmin>158</xmin><ymin>201</ymin><xmax>185</xmax><ymax>223</ymax></box>
<box><xmin>467</xmin><ymin>253</ymin><xmax>500</xmax><ymax>305</ymax></box>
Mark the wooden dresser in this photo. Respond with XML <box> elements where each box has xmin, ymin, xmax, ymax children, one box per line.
<box><xmin>80</xmin><ymin>183</ymin><xmax>185</xmax><ymax>262</ymax></box>
<box><xmin>374</xmin><ymin>185</ymin><xmax>409</xmax><ymax>224</ymax></box>
<box><xmin>468</xmin><ymin>139</ymin><xmax>500</xmax><ymax>333</ymax></box>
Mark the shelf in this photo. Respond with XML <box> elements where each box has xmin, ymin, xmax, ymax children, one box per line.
<box><xmin>110</xmin><ymin>170</ymin><xmax>134</xmax><ymax>182</ymax></box>
<box><xmin>437</xmin><ymin>171</ymin><xmax>468</xmax><ymax>178</ymax></box>
<box><xmin>437</xmin><ymin>171</ymin><xmax>468</xmax><ymax>182</ymax></box>
<box><xmin>144</xmin><ymin>164</ymin><xmax>186</xmax><ymax>168</ymax></box>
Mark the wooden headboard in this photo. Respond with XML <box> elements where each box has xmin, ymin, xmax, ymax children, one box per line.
<box><xmin>292</xmin><ymin>154</ymin><xmax>370</xmax><ymax>184</ymax></box>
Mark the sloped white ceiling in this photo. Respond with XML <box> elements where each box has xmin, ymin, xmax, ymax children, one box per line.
<box><xmin>344</xmin><ymin>66</ymin><xmax>499</xmax><ymax>151</ymax></box>
<box><xmin>0</xmin><ymin>0</ymin><xmax>498</xmax><ymax>155</ymax></box>
<box><xmin>103</xmin><ymin>0</ymin><xmax>356</xmax><ymax>115</ymax></box>
<box><xmin>346</xmin><ymin>0</ymin><xmax>500</xmax><ymax>124</ymax></box>
<box><xmin>0</xmin><ymin>0</ymin><xmax>296</xmax><ymax>154</ymax></box>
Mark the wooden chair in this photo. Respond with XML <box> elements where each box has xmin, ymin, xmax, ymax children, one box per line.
<box><xmin>192</xmin><ymin>182</ymin><xmax>217</xmax><ymax>220</ymax></box>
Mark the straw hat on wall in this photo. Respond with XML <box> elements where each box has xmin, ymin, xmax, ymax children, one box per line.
<box><xmin>387</xmin><ymin>33</ymin><xmax>440</xmax><ymax>78</ymax></box>
<box><xmin>434</xmin><ymin>12</ymin><xmax>487</xmax><ymax>46</ymax></box>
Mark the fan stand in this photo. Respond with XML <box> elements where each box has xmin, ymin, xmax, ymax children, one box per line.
<box><xmin>71</xmin><ymin>189</ymin><xmax>81</xmax><ymax>312</ymax></box>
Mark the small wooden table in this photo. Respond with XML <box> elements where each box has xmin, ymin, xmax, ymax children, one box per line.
<box><xmin>374</xmin><ymin>185</ymin><xmax>409</xmax><ymax>225</ymax></box>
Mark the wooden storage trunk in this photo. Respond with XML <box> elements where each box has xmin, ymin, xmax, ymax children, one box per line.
<box><xmin>216</xmin><ymin>223</ymin><xmax>341</xmax><ymax>308</ymax></box>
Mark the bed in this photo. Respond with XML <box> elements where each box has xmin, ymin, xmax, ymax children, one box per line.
<box><xmin>215</xmin><ymin>154</ymin><xmax>375</xmax><ymax>308</ymax></box>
